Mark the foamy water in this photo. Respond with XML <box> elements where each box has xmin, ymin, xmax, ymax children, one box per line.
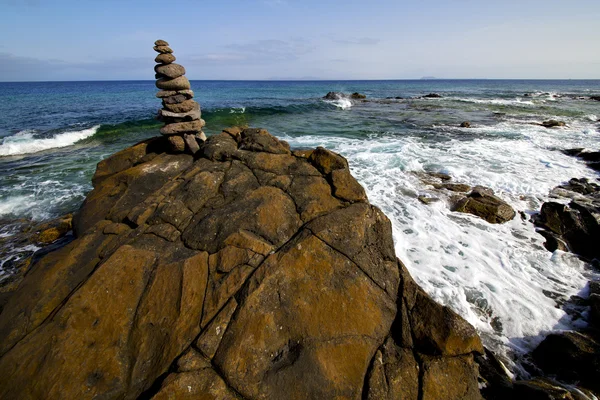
<box><xmin>283</xmin><ymin>117</ymin><xmax>600</xmax><ymax>368</ymax></box>
<box><xmin>0</xmin><ymin>125</ymin><xmax>100</xmax><ymax>156</ymax></box>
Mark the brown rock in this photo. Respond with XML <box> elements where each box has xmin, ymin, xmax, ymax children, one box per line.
<box><xmin>0</xmin><ymin>128</ymin><xmax>485</xmax><ymax>399</ymax></box>
<box><xmin>308</xmin><ymin>146</ymin><xmax>348</xmax><ymax>174</ymax></box>
<box><xmin>168</xmin><ymin>135</ymin><xmax>186</xmax><ymax>152</ymax></box>
<box><xmin>330</xmin><ymin>168</ymin><xmax>368</xmax><ymax>202</ymax></box>
<box><xmin>541</xmin><ymin>120</ymin><xmax>566</xmax><ymax>128</ymax></box>
<box><xmin>155</xmin><ymin>53</ymin><xmax>176</xmax><ymax>64</ymax></box>
<box><xmin>183</xmin><ymin>133</ymin><xmax>200</xmax><ymax>154</ymax></box>
<box><xmin>158</xmin><ymin>108</ymin><xmax>201</xmax><ymax>123</ymax></box>
<box><xmin>460</xmin><ymin>121</ymin><xmax>471</xmax><ymax>128</ymax></box>
<box><xmin>163</xmin><ymin>99</ymin><xmax>198</xmax><ymax>113</ymax></box>
<box><xmin>154</xmin><ymin>39</ymin><xmax>169</xmax><ymax>46</ymax></box>
<box><xmin>453</xmin><ymin>187</ymin><xmax>516</xmax><ymax>223</ymax></box>
<box><xmin>160</xmin><ymin>120</ymin><xmax>205</xmax><ymax>135</ymax></box>
<box><xmin>514</xmin><ymin>378</ymin><xmax>575</xmax><ymax>400</ymax></box>
<box><xmin>156</xmin><ymin>89</ymin><xmax>194</xmax><ymax>99</ymax></box>
<box><xmin>154</xmin><ymin>63</ymin><xmax>186</xmax><ymax>79</ymax></box>
<box><xmin>156</xmin><ymin>76</ymin><xmax>191</xmax><ymax>91</ymax></box>
<box><xmin>420</xmin><ymin>354</ymin><xmax>483</xmax><ymax>400</ymax></box>
<box><xmin>435</xmin><ymin>183</ymin><xmax>471</xmax><ymax>192</ymax></box>
<box><xmin>195</xmin><ymin>131</ymin><xmax>207</xmax><ymax>142</ymax></box>
<box><xmin>32</xmin><ymin>214</ymin><xmax>73</xmax><ymax>244</ymax></box>
<box><xmin>154</xmin><ymin>45</ymin><xmax>173</xmax><ymax>54</ymax></box>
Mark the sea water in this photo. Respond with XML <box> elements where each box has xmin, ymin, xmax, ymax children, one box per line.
<box><xmin>1</xmin><ymin>79</ymin><xmax>599</xmax><ymax>371</ymax></box>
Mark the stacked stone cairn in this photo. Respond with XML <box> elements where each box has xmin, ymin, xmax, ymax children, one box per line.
<box><xmin>154</xmin><ymin>40</ymin><xmax>206</xmax><ymax>154</ymax></box>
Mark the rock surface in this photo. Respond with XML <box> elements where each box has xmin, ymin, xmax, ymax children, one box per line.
<box><xmin>0</xmin><ymin>128</ymin><xmax>484</xmax><ymax>399</ymax></box>
<box><xmin>452</xmin><ymin>186</ymin><xmax>516</xmax><ymax>223</ymax></box>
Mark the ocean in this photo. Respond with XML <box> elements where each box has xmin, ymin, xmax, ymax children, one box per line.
<box><xmin>1</xmin><ymin>79</ymin><xmax>599</xmax><ymax>370</ymax></box>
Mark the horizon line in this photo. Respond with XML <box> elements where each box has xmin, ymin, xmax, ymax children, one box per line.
<box><xmin>2</xmin><ymin>78</ymin><xmax>600</xmax><ymax>84</ymax></box>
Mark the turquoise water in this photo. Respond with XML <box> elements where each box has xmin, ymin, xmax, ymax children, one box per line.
<box><xmin>1</xmin><ymin>79</ymin><xmax>599</xmax><ymax>370</ymax></box>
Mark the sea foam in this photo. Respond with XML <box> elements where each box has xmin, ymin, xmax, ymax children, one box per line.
<box><xmin>0</xmin><ymin>125</ymin><xmax>101</xmax><ymax>157</ymax></box>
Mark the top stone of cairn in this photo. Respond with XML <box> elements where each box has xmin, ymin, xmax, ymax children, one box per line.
<box><xmin>155</xmin><ymin>39</ymin><xmax>169</xmax><ymax>46</ymax></box>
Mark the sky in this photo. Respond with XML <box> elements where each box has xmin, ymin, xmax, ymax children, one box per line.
<box><xmin>1</xmin><ymin>0</ymin><xmax>599</xmax><ymax>81</ymax></box>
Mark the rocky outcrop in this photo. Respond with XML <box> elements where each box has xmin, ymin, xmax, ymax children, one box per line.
<box><xmin>422</xmin><ymin>93</ymin><xmax>442</xmax><ymax>98</ymax></box>
<box><xmin>323</xmin><ymin>92</ymin><xmax>366</xmax><ymax>100</ymax></box>
<box><xmin>154</xmin><ymin>39</ymin><xmax>206</xmax><ymax>154</ymax></box>
<box><xmin>534</xmin><ymin>178</ymin><xmax>600</xmax><ymax>260</ymax></box>
<box><xmin>0</xmin><ymin>128</ymin><xmax>484</xmax><ymax>399</ymax></box>
<box><xmin>562</xmin><ymin>148</ymin><xmax>600</xmax><ymax>173</ymax></box>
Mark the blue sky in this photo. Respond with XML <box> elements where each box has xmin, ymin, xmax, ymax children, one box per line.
<box><xmin>1</xmin><ymin>0</ymin><xmax>599</xmax><ymax>81</ymax></box>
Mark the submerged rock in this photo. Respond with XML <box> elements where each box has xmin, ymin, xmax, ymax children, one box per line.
<box><xmin>460</xmin><ymin>121</ymin><xmax>471</xmax><ymax>128</ymax></box>
<box><xmin>540</xmin><ymin>119</ymin><xmax>566</xmax><ymax>128</ymax></box>
<box><xmin>0</xmin><ymin>128</ymin><xmax>484</xmax><ymax>399</ymax></box>
<box><xmin>423</xmin><ymin>93</ymin><xmax>442</xmax><ymax>98</ymax></box>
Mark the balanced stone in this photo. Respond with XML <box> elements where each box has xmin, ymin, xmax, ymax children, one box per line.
<box><xmin>158</xmin><ymin>108</ymin><xmax>201</xmax><ymax>122</ymax></box>
<box><xmin>155</xmin><ymin>39</ymin><xmax>169</xmax><ymax>46</ymax></box>
<box><xmin>163</xmin><ymin>99</ymin><xmax>198</xmax><ymax>113</ymax></box>
<box><xmin>154</xmin><ymin>45</ymin><xmax>173</xmax><ymax>54</ymax></box>
<box><xmin>156</xmin><ymin>89</ymin><xmax>194</xmax><ymax>99</ymax></box>
<box><xmin>155</xmin><ymin>53</ymin><xmax>176</xmax><ymax>64</ymax></box>
<box><xmin>162</xmin><ymin>94</ymin><xmax>193</xmax><ymax>105</ymax></box>
<box><xmin>154</xmin><ymin>63</ymin><xmax>186</xmax><ymax>79</ymax></box>
<box><xmin>160</xmin><ymin>119</ymin><xmax>205</xmax><ymax>135</ymax></box>
<box><xmin>156</xmin><ymin>76</ymin><xmax>191</xmax><ymax>91</ymax></box>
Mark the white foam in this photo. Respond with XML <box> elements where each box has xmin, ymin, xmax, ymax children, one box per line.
<box><xmin>453</xmin><ymin>97</ymin><xmax>536</xmax><ymax>107</ymax></box>
<box><xmin>281</xmin><ymin>117</ymin><xmax>599</xmax><ymax>366</ymax></box>
<box><xmin>323</xmin><ymin>98</ymin><xmax>353</xmax><ymax>110</ymax></box>
<box><xmin>0</xmin><ymin>125</ymin><xmax>101</xmax><ymax>156</ymax></box>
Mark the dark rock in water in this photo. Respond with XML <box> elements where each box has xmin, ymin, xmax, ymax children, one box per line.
<box><xmin>513</xmin><ymin>378</ymin><xmax>578</xmax><ymax>399</ymax></box>
<box><xmin>590</xmin><ymin>95</ymin><xmax>600</xmax><ymax>101</ymax></box>
<box><xmin>154</xmin><ymin>39</ymin><xmax>169</xmax><ymax>46</ymax></box>
<box><xmin>475</xmin><ymin>348</ymin><xmax>514</xmax><ymax>400</ymax></box>
<box><xmin>0</xmin><ymin>128</ymin><xmax>484</xmax><ymax>399</ymax></box>
<box><xmin>562</xmin><ymin>150</ymin><xmax>600</xmax><ymax>173</ymax></box>
<box><xmin>350</xmin><ymin>92</ymin><xmax>366</xmax><ymax>99</ymax></box>
<box><xmin>154</xmin><ymin>63</ymin><xmax>186</xmax><ymax>79</ymax></box>
<box><xmin>590</xmin><ymin>294</ymin><xmax>600</xmax><ymax>327</ymax></box>
<box><xmin>323</xmin><ymin>91</ymin><xmax>344</xmax><ymax>100</ymax></box>
<box><xmin>435</xmin><ymin>183</ymin><xmax>471</xmax><ymax>193</ymax></box>
<box><xmin>531</xmin><ymin>331</ymin><xmax>600</xmax><ymax>393</ymax></box>
<box><xmin>452</xmin><ymin>186</ymin><xmax>516</xmax><ymax>224</ymax></box>
<box><xmin>541</xmin><ymin>120</ymin><xmax>566</xmax><ymax>128</ymax></box>
<box><xmin>423</xmin><ymin>93</ymin><xmax>442</xmax><ymax>98</ymax></box>
<box><xmin>534</xmin><ymin>198</ymin><xmax>600</xmax><ymax>261</ymax></box>
<box><xmin>419</xmin><ymin>195</ymin><xmax>440</xmax><ymax>205</ymax></box>
<box><xmin>460</xmin><ymin>121</ymin><xmax>471</xmax><ymax>128</ymax></box>
<box><xmin>523</xmin><ymin>93</ymin><xmax>532</xmax><ymax>97</ymax></box>
<box><xmin>156</xmin><ymin>76</ymin><xmax>191</xmax><ymax>91</ymax></box>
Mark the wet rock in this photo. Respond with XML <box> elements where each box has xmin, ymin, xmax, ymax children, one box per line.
<box><xmin>452</xmin><ymin>186</ymin><xmax>516</xmax><ymax>223</ymax></box>
<box><xmin>435</xmin><ymin>183</ymin><xmax>471</xmax><ymax>192</ymax></box>
<box><xmin>590</xmin><ymin>96</ymin><xmax>600</xmax><ymax>101</ymax></box>
<box><xmin>0</xmin><ymin>127</ymin><xmax>485</xmax><ymax>399</ymax></box>
<box><xmin>350</xmin><ymin>92</ymin><xmax>366</xmax><ymax>99</ymax></box>
<box><xmin>460</xmin><ymin>121</ymin><xmax>471</xmax><ymax>128</ymax></box>
<box><xmin>418</xmin><ymin>195</ymin><xmax>440</xmax><ymax>205</ymax></box>
<box><xmin>540</xmin><ymin>119</ymin><xmax>566</xmax><ymax>128</ymax></box>
<box><xmin>513</xmin><ymin>378</ymin><xmax>575</xmax><ymax>400</ymax></box>
<box><xmin>475</xmin><ymin>348</ymin><xmax>514</xmax><ymax>400</ymax></box>
<box><xmin>423</xmin><ymin>93</ymin><xmax>442</xmax><ymax>98</ymax></box>
<box><xmin>531</xmin><ymin>331</ymin><xmax>600</xmax><ymax>393</ymax></box>
<box><xmin>323</xmin><ymin>91</ymin><xmax>344</xmax><ymax>100</ymax></box>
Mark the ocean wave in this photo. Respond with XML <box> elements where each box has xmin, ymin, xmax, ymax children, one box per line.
<box><xmin>323</xmin><ymin>98</ymin><xmax>353</xmax><ymax>110</ymax></box>
<box><xmin>453</xmin><ymin>97</ymin><xmax>536</xmax><ymax>107</ymax></box>
<box><xmin>0</xmin><ymin>125</ymin><xmax>101</xmax><ymax>156</ymax></box>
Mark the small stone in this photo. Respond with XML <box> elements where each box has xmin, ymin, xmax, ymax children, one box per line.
<box><xmin>153</xmin><ymin>45</ymin><xmax>173</xmax><ymax>54</ymax></box>
<box><xmin>160</xmin><ymin>120</ymin><xmax>205</xmax><ymax>135</ymax></box>
<box><xmin>156</xmin><ymin>76</ymin><xmax>191</xmax><ymax>91</ymax></box>
<box><xmin>154</xmin><ymin>63</ymin><xmax>186</xmax><ymax>79</ymax></box>
<box><xmin>156</xmin><ymin>89</ymin><xmax>194</xmax><ymax>99</ymax></box>
<box><xmin>541</xmin><ymin>120</ymin><xmax>566</xmax><ymax>128</ymax></box>
<box><xmin>155</xmin><ymin>53</ymin><xmax>176</xmax><ymax>64</ymax></box>
<box><xmin>154</xmin><ymin>39</ymin><xmax>169</xmax><ymax>46</ymax></box>
<box><xmin>460</xmin><ymin>121</ymin><xmax>471</xmax><ymax>128</ymax></box>
<box><xmin>184</xmin><ymin>134</ymin><xmax>201</xmax><ymax>154</ymax></box>
<box><xmin>195</xmin><ymin>132</ymin><xmax>207</xmax><ymax>142</ymax></box>
<box><xmin>168</xmin><ymin>135</ymin><xmax>186</xmax><ymax>152</ymax></box>
<box><xmin>163</xmin><ymin>99</ymin><xmax>199</xmax><ymax>113</ymax></box>
<box><xmin>419</xmin><ymin>196</ymin><xmax>440</xmax><ymax>205</ymax></box>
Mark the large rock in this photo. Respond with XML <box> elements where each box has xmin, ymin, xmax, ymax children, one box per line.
<box><xmin>156</xmin><ymin>76</ymin><xmax>191</xmax><ymax>91</ymax></box>
<box><xmin>0</xmin><ymin>128</ymin><xmax>484</xmax><ymax>399</ymax></box>
<box><xmin>159</xmin><ymin>119</ymin><xmax>205</xmax><ymax>135</ymax></box>
<box><xmin>532</xmin><ymin>331</ymin><xmax>600</xmax><ymax>393</ymax></box>
<box><xmin>154</xmin><ymin>63</ymin><xmax>186</xmax><ymax>79</ymax></box>
<box><xmin>452</xmin><ymin>186</ymin><xmax>516</xmax><ymax>223</ymax></box>
<box><xmin>155</xmin><ymin>53</ymin><xmax>176</xmax><ymax>64</ymax></box>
